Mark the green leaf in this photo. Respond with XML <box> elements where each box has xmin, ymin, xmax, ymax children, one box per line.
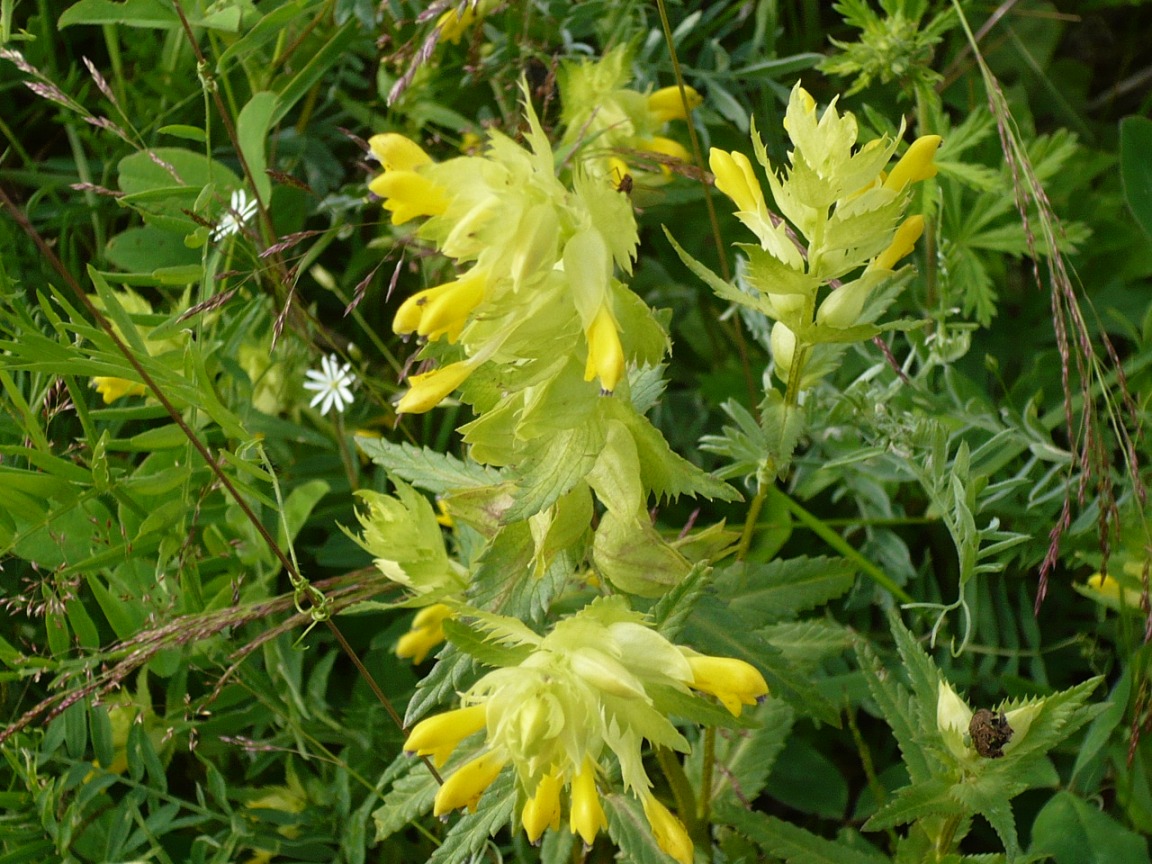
<box><xmin>441</xmin><ymin>618</ymin><xmax>534</xmax><ymax>668</ymax></box>
<box><xmin>356</xmin><ymin>436</ymin><xmax>501</xmax><ymax>492</ymax></box>
<box><xmin>237</xmin><ymin>91</ymin><xmax>278</xmax><ymax>202</ymax></box>
<box><xmin>427</xmin><ymin>772</ymin><xmax>516</xmax><ymax>864</ymax></box>
<box><xmin>706</xmin><ymin>697</ymin><xmax>796</xmax><ymax>805</ymax></box>
<box><xmin>650</xmin><ymin>561</ymin><xmax>711</xmax><ymax>639</ymax></box>
<box><xmin>1030</xmin><ymin>790</ymin><xmax>1151</xmax><ymax>864</ymax></box>
<box><xmin>716</xmin><ymin>555</ymin><xmax>857</xmax><ymax>621</ymax></box>
<box><xmin>403</xmin><ymin>646</ymin><xmax>477</xmax><ymax>727</ymax></box>
<box><xmin>59</xmin><ymin>0</ymin><xmax>241</xmax><ymax>30</ymax></box>
<box><xmin>502</xmin><ymin>422</ymin><xmax>603</xmax><ymax>522</ymax></box>
<box><xmin>277</xmin><ymin>478</ymin><xmax>330</xmax><ymax>550</ymax></box>
<box><xmin>105</xmin><ymin>226</ymin><xmax>203</xmax><ymax>272</ymax></box>
<box><xmin>272</xmin><ymin>19</ymin><xmax>358</xmax><ymax>125</ymax></box>
<box><xmin>117</xmin><ymin>148</ymin><xmax>239</xmax><ymax>234</ymax></box>
<box><xmin>1121</xmin><ymin>116</ymin><xmax>1152</xmax><ymax>238</ymax></box>
<box><xmin>372</xmin><ymin>759</ymin><xmax>438</xmax><ymax>841</ymax></box>
<box><xmin>714</xmin><ymin>800</ymin><xmax>888</xmax><ymax>864</ymax></box>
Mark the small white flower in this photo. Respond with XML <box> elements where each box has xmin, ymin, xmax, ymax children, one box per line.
<box><xmin>303</xmin><ymin>354</ymin><xmax>356</xmax><ymax>415</ymax></box>
<box><xmin>212</xmin><ymin>189</ymin><xmax>258</xmax><ymax>241</ymax></box>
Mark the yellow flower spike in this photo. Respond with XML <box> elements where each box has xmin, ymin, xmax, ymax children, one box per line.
<box><xmin>569</xmin><ymin>758</ymin><xmax>608</xmax><ymax>846</ymax></box>
<box><xmin>883</xmin><ymin>134</ymin><xmax>943</xmax><ymax>192</ymax></box>
<box><xmin>433</xmin><ymin>750</ymin><xmax>507</xmax><ymax>815</ymax></box>
<box><xmin>684</xmin><ymin>653</ymin><xmax>768</xmax><ymax>717</ymax></box>
<box><xmin>709</xmin><ymin>148</ymin><xmax>766</xmax><ymax>217</ymax></box>
<box><xmin>368</xmin><ymin>133</ymin><xmax>433</xmax><ymax>171</ymax></box>
<box><xmin>583</xmin><ymin>304</ymin><xmax>625</xmax><ymax>393</ymax></box>
<box><xmin>405</xmin><ymin>704</ymin><xmax>487</xmax><ymax>768</ymax></box>
<box><xmin>521</xmin><ymin>771</ymin><xmax>563</xmax><ymax>843</ymax></box>
<box><xmin>395</xmin><ymin>603</ymin><xmax>455</xmax><ymax>665</ymax></box>
<box><xmin>870</xmin><ymin>215</ymin><xmax>925</xmax><ymax>272</ymax></box>
<box><xmin>641</xmin><ymin>795</ymin><xmax>694</xmax><ymax>864</ymax></box>
<box><xmin>647</xmin><ymin>85</ymin><xmax>702</xmax><ymax>123</ymax></box>
<box><xmin>369</xmin><ymin>171</ymin><xmax>450</xmax><ymax>225</ymax></box>
<box><xmin>93</xmin><ymin>376</ymin><xmax>146</xmax><ymax>404</ymax></box>
<box><xmin>396</xmin><ymin>360</ymin><xmax>475</xmax><ymax>414</ymax></box>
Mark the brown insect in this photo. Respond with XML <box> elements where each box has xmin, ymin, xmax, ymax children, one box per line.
<box><xmin>613</xmin><ymin>169</ymin><xmax>633</xmax><ymax>195</ymax></box>
<box><xmin>969</xmin><ymin>708</ymin><xmax>1013</xmax><ymax>758</ymax></box>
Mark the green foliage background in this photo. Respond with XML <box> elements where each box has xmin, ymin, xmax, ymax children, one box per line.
<box><xmin>3</xmin><ymin>1</ymin><xmax>1152</xmax><ymax>862</ymax></box>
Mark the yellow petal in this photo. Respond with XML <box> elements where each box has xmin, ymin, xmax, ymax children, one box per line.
<box><xmin>641</xmin><ymin>795</ymin><xmax>693</xmax><ymax>864</ymax></box>
<box><xmin>569</xmin><ymin>758</ymin><xmax>608</xmax><ymax>846</ymax></box>
<box><xmin>521</xmin><ymin>771</ymin><xmax>563</xmax><ymax>843</ymax></box>
<box><xmin>871</xmin><ymin>215</ymin><xmax>925</xmax><ymax>272</ymax></box>
<box><xmin>92</xmin><ymin>376</ymin><xmax>146</xmax><ymax>403</ymax></box>
<box><xmin>647</xmin><ymin>85</ymin><xmax>702</xmax><ymax>123</ymax></box>
<box><xmin>395</xmin><ymin>603</ymin><xmax>454</xmax><ymax>665</ymax></box>
<box><xmin>883</xmin><ymin>135</ymin><xmax>943</xmax><ymax>192</ymax></box>
<box><xmin>405</xmin><ymin>704</ymin><xmax>487</xmax><ymax>768</ymax></box>
<box><xmin>583</xmin><ymin>305</ymin><xmax>625</xmax><ymax>393</ymax></box>
<box><xmin>685</xmin><ymin>654</ymin><xmax>768</xmax><ymax>717</ymax></box>
<box><xmin>433</xmin><ymin>750</ymin><xmax>506</xmax><ymax>815</ymax></box>
<box><xmin>369</xmin><ymin>171</ymin><xmax>449</xmax><ymax>225</ymax></box>
<box><xmin>436</xmin><ymin>5</ymin><xmax>477</xmax><ymax>44</ymax></box>
<box><xmin>368</xmin><ymin>133</ymin><xmax>433</xmax><ymax>171</ymax></box>
<box><xmin>396</xmin><ymin>361</ymin><xmax>475</xmax><ymax>414</ymax></box>
<box><xmin>709</xmin><ymin>148</ymin><xmax>766</xmax><ymax>216</ymax></box>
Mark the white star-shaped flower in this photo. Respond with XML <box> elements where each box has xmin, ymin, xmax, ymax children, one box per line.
<box><xmin>303</xmin><ymin>354</ymin><xmax>356</xmax><ymax>415</ymax></box>
<box><xmin>212</xmin><ymin>189</ymin><xmax>258</xmax><ymax>241</ymax></box>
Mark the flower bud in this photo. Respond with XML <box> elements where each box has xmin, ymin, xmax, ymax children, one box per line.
<box><xmin>583</xmin><ymin>305</ymin><xmax>626</xmax><ymax>393</ymax></box>
<box><xmin>709</xmin><ymin>148</ymin><xmax>766</xmax><ymax>217</ymax></box>
<box><xmin>770</xmin><ymin>321</ymin><xmax>796</xmax><ymax>379</ymax></box>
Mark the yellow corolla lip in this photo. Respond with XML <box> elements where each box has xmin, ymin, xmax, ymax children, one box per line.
<box><xmin>396</xmin><ymin>360</ymin><xmax>475</xmax><ymax>414</ymax></box>
<box><xmin>683</xmin><ymin>653</ymin><xmax>769</xmax><ymax>717</ymax></box>
<box><xmin>369</xmin><ymin>171</ymin><xmax>449</xmax><ymax>225</ymax></box>
<box><xmin>368</xmin><ymin>133</ymin><xmax>433</xmax><ymax>171</ymax></box>
<box><xmin>521</xmin><ymin>771</ymin><xmax>563</xmax><ymax>843</ymax></box>
<box><xmin>568</xmin><ymin>758</ymin><xmax>608</xmax><ymax>846</ymax></box>
<box><xmin>709</xmin><ymin>148</ymin><xmax>766</xmax><ymax>217</ymax></box>
<box><xmin>92</xmin><ymin>376</ymin><xmax>146</xmax><ymax>403</ymax></box>
<box><xmin>582</xmin><ymin>304</ymin><xmax>625</xmax><ymax>393</ymax></box>
<box><xmin>432</xmin><ymin>750</ymin><xmax>507</xmax><ymax>815</ymax></box>
<box><xmin>641</xmin><ymin>794</ymin><xmax>694</xmax><ymax>864</ymax></box>
<box><xmin>404</xmin><ymin>703</ymin><xmax>487</xmax><ymax>768</ymax></box>
<box><xmin>871</xmin><ymin>214</ymin><xmax>925</xmax><ymax>272</ymax></box>
<box><xmin>647</xmin><ymin>85</ymin><xmax>702</xmax><ymax>123</ymax></box>
<box><xmin>884</xmin><ymin>134</ymin><xmax>943</xmax><ymax>191</ymax></box>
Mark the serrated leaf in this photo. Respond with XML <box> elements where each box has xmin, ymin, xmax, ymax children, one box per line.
<box><xmin>425</xmin><ymin>772</ymin><xmax>516</xmax><ymax>863</ymax></box>
<box><xmin>502</xmin><ymin>423</ymin><xmax>603</xmax><ymax>522</ymax></box>
<box><xmin>865</xmin><ymin>776</ymin><xmax>956</xmax><ymax>831</ymax></box>
<box><xmin>714</xmin><ymin>800</ymin><xmax>888</xmax><ymax>864</ymax></box>
<box><xmin>760</xmin><ymin>620</ymin><xmax>853</xmax><ymax>667</ymax></box>
<box><xmin>855</xmin><ymin>637</ymin><xmax>933</xmax><ymax>783</ymax></box>
<box><xmin>716</xmin><ymin>555</ymin><xmax>857</xmax><ymax>621</ymax></box>
<box><xmin>709</xmin><ymin>696</ymin><xmax>795</xmax><ymax>804</ymax></box>
<box><xmin>372</xmin><ymin>759</ymin><xmax>438</xmax><ymax>841</ymax></box>
<box><xmin>684</xmin><ymin>596</ymin><xmax>839</xmax><ymax>726</ymax></box>
<box><xmin>355</xmin><ymin>436</ymin><xmax>501</xmax><ymax>492</ymax></box>
<box><xmin>442</xmin><ymin>617</ymin><xmax>536</xmax><ymax>668</ymax></box>
<box><xmin>403</xmin><ymin>646</ymin><xmax>477</xmax><ymax>727</ymax></box>
<box><xmin>651</xmin><ymin>562</ymin><xmax>712</xmax><ymax>639</ymax></box>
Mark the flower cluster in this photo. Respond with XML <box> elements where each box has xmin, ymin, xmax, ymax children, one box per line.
<box><xmin>369</xmin><ymin>84</ymin><xmax>655</xmax><ymax>415</ymax></box>
<box><xmin>557</xmin><ymin>46</ymin><xmax>702</xmax><ymax>181</ymax></box>
<box><xmin>404</xmin><ymin>597</ymin><xmax>768</xmax><ymax>860</ymax></box>
<box><xmin>708</xmin><ymin>82</ymin><xmax>941</xmax><ymax>390</ymax></box>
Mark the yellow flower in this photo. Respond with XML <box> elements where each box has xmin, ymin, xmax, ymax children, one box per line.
<box><xmin>641</xmin><ymin>794</ymin><xmax>693</xmax><ymax>864</ymax></box>
<box><xmin>368</xmin><ymin>133</ymin><xmax>448</xmax><ymax>225</ymax></box>
<box><xmin>369</xmin><ymin>133</ymin><xmax>433</xmax><ymax>171</ymax></box>
<box><xmin>436</xmin><ymin>5</ymin><xmax>477</xmax><ymax>44</ymax></box>
<box><xmin>393</xmin><ymin>270</ymin><xmax>487</xmax><ymax>343</ymax></box>
<box><xmin>569</xmin><ymin>758</ymin><xmax>608</xmax><ymax>846</ymax></box>
<box><xmin>93</xmin><ymin>376</ymin><xmax>146</xmax><ymax>404</ymax></box>
<box><xmin>1086</xmin><ymin>572</ymin><xmax>1144</xmax><ymax>608</ymax></box>
<box><xmin>521</xmin><ymin>771</ymin><xmax>563</xmax><ymax>843</ymax></box>
<box><xmin>883</xmin><ymin>135</ymin><xmax>943</xmax><ymax>192</ymax></box>
<box><xmin>396</xmin><ymin>360</ymin><xmax>475</xmax><ymax>414</ymax></box>
<box><xmin>683</xmin><ymin>652</ymin><xmax>769</xmax><ymax>717</ymax></box>
<box><xmin>709</xmin><ymin>148</ymin><xmax>767</xmax><ymax>217</ymax></box>
<box><xmin>583</xmin><ymin>304</ymin><xmax>625</xmax><ymax>393</ymax></box>
<box><xmin>870</xmin><ymin>214</ymin><xmax>925</xmax><ymax>272</ymax></box>
<box><xmin>433</xmin><ymin>750</ymin><xmax>507</xmax><ymax>815</ymax></box>
<box><xmin>405</xmin><ymin>703</ymin><xmax>487</xmax><ymax>768</ymax></box>
<box><xmin>647</xmin><ymin>85</ymin><xmax>702</xmax><ymax>124</ymax></box>
<box><xmin>395</xmin><ymin>603</ymin><xmax>454</xmax><ymax>665</ymax></box>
